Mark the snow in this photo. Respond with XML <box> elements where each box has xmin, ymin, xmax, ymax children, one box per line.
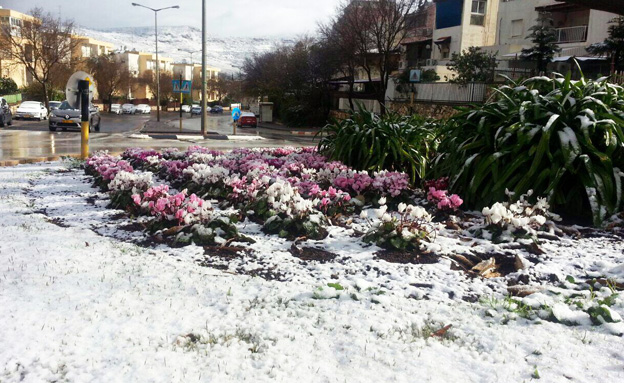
<box><xmin>1</xmin><ymin>162</ymin><xmax>624</xmax><ymax>382</ymax></box>
<box><xmin>78</xmin><ymin>26</ymin><xmax>294</xmax><ymax>73</ymax></box>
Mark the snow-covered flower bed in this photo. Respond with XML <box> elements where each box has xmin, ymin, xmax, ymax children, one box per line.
<box><xmin>0</xmin><ymin>150</ymin><xmax>623</xmax><ymax>382</ymax></box>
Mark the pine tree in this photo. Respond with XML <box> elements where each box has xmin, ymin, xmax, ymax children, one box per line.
<box><xmin>521</xmin><ymin>12</ymin><xmax>561</xmax><ymax>74</ymax></box>
<box><xmin>586</xmin><ymin>16</ymin><xmax>624</xmax><ymax>73</ymax></box>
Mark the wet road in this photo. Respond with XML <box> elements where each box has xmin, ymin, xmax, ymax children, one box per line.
<box><xmin>0</xmin><ymin>112</ymin><xmax>316</xmax><ymax>161</ymax></box>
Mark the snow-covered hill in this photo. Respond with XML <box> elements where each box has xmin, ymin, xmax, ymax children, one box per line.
<box><xmin>78</xmin><ymin>26</ymin><xmax>295</xmax><ymax>73</ymax></box>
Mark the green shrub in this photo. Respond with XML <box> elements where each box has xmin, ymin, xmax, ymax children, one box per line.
<box><xmin>317</xmin><ymin>105</ymin><xmax>439</xmax><ymax>184</ymax></box>
<box><xmin>434</xmin><ymin>72</ymin><xmax>624</xmax><ymax>225</ymax></box>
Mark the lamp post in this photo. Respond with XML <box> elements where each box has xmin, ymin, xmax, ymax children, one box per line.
<box><xmin>201</xmin><ymin>0</ymin><xmax>207</xmax><ymax>136</ymax></box>
<box><xmin>132</xmin><ymin>2</ymin><xmax>179</xmax><ymax>122</ymax></box>
<box><xmin>179</xmin><ymin>48</ymin><xmax>201</xmax><ymax>64</ymax></box>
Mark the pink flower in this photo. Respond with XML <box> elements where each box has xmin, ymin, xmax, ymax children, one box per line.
<box><xmin>155</xmin><ymin>198</ymin><xmax>167</xmax><ymax>213</ymax></box>
<box><xmin>449</xmin><ymin>194</ymin><xmax>463</xmax><ymax>208</ymax></box>
<box><xmin>132</xmin><ymin>194</ymin><xmax>141</xmax><ymax>205</ymax></box>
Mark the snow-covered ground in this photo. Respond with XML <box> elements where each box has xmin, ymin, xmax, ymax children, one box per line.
<box><xmin>1</xmin><ymin>161</ymin><xmax>623</xmax><ymax>382</ymax></box>
<box><xmin>79</xmin><ymin>26</ymin><xmax>294</xmax><ymax>73</ymax></box>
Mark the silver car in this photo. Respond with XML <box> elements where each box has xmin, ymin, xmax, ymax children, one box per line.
<box><xmin>48</xmin><ymin>101</ymin><xmax>101</xmax><ymax>132</ymax></box>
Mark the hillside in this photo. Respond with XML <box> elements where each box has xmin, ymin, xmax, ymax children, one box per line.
<box><xmin>78</xmin><ymin>26</ymin><xmax>294</xmax><ymax>73</ymax></box>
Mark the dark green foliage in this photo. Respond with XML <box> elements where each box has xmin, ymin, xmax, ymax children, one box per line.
<box><xmin>446</xmin><ymin>47</ymin><xmax>498</xmax><ymax>84</ymax></box>
<box><xmin>434</xmin><ymin>72</ymin><xmax>624</xmax><ymax>225</ymax></box>
<box><xmin>0</xmin><ymin>78</ymin><xmax>18</xmax><ymax>95</ymax></box>
<box><xmin>521</xmin><ymin>13</ymin><xmax>562</xmax><ymax>73</ymax></box>
<box><xmin>317</xmin><ymin>105</ymin><xmax>439</xmax><ymax>184</ymax></box>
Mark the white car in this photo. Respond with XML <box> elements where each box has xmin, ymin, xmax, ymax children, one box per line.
<box><xmin>15</xmin><ymin>101</ymin><xmax>48</xmax><ymax>120</ymax></box>
<box><xmin>110</xmin><ymin>104</ymin><xmax>122</xmax><ymax>115</ymax></box>
<box><xmin>122</xmin><ymin>103</ymin><xmax>136</xmax><ymax>114</ymax></box>
<box><xmin>135</xmin><ymin>104</ymin><xmax>151</xmax><ymax>114</ymax></box>
<box><xmin>181</xmin><ymin>105</ymin><xmax>191</xmax><ymax>113</ymax></box>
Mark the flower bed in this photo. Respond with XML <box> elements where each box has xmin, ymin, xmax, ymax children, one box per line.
<box><xmin>83</xmin><ymin>147</ymin><xmax>569</xmax><ymax>251</ymax></box>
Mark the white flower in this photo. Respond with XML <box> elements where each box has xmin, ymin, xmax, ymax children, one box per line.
<box><xmin>398</xmin><ymin>203</ymin><xmax>407</xmax><ymax>213</ymax></box>
<box><xmin>360</xmin><ymin>210</ymin><xmax>368</xmax><ymax>219</ymax></box>
<box><xmin>378</xmin><ymin>197</ymin><xmax>387</xmax><ymax>205</ymax></box>
<box><xmin>376</xmin><ymin>204</ymin><xmax>388</xmax><ymax>218</ymax></box>
<box><xmin>532</xmin><ymin>215</ymin><xmax>546</xmax><ymax>226</ymax></box>
<box><xmin>381</xmin><ymin>213</ymin><xmax>392</xmax><ymax>222</ymax></box>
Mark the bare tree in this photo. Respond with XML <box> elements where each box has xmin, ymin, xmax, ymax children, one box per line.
<box><xmin>319</xmin><ymin>14</ymin><xmax>359</xmax><ymax>110</ymax></box>
<box><xmin>140</xmin><ymin>70</ymin><xmax>174</xmax><ymax>108</ymax></box>
<box><xmin>0</xmin><ymin>8</ymin><xmax>79</xmax><ymax>109</ymax></box>
<box><xmin>336</xmin><ymin>0</ymin><xmax>424</xmax><ymax>114</ymax></box>
<box><xmin>88</xmin><ymin>54</ymin><xmax>131</xmax><ymax>112</ymax></box>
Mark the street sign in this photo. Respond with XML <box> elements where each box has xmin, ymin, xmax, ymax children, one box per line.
<box><xmin>173</xmin><ymin>80</ymin><xmax>192</xmax><ymax>94</ymax></box>
<box><xmin>66</xmin><ymin>71</ymin><xmax>95</xmax><ymax>109</ymax></box>
<box><xmin>232</xmin><ymin>107</ymin><xmax>241</xmax><ymax>121</ymax></box>
<box><xmin>409</xmin><ymin>69</ymin><xmax>422</xmax><ymax>83</ymax></box>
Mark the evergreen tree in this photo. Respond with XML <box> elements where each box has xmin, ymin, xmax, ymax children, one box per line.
<box><xmin>521</xmin><ymin>12</ymin><xmax>561</xmax><ymax>74</ymax></box>
<box><xmin>586</xmin><ymin>16</ymin><xmax>624</xmax><ymax>72</ymax></box>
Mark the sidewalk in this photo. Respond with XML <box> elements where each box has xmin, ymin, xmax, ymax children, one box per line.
<box><xmin>257</xmin><ymin>121</ymin><xmax>322</xmax><ymax>137</ymax></box>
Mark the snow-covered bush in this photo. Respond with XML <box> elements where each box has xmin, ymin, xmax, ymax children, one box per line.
<box><xmin>480</xmin><ymin>190</ymin><xmax>560</xmax><ymax>242</ymax></box>
<box><xmin>108</xmin><ymin>171</ymin><xmax>153</xmax><ymax>210</ymax></box>
<box><xmin>363</xmin><ymin>197</ymin><xmax>436</xmax><ymax>251</ymax></box>
<box><xmin>435</xmin><ymin>73</ymin><xmax>624</xmax><ymax>225</ymax></box>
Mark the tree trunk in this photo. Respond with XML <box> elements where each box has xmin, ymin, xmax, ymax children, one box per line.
<box><xmin>42</xmin><ymin>82</ymin><xmax>49</xmax><ymax>112</ymax></box>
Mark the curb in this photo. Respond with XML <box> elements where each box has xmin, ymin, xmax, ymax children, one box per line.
<box><xmin>290</xmin><ymin>131</ymin><xmax>321</xmax><ymax>136</ymax></box>
<box><xmin>0</xmin><ymin>155</ymin><xmax>77</xmax><ymax>167</ymax></box>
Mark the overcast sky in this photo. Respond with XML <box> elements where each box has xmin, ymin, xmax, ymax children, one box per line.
<box><xmin>0</xmin><ymin>0</ymin><xmax>341</xmax><ymax>37</ymax></box>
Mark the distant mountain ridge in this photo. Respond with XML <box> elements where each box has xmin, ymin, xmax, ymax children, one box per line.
<box><xmin>77</xmin><ymin>25</ymin><xmax>295</xmax><ymax>73</ymax></box>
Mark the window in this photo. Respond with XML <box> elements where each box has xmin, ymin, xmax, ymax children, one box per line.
<box><xmin>511</xmin><ymin>19</ymin><xmax>523</xmax><ymax>37</ymax></box>
<box><xmin>470</xmin><ymin>0</ymin><xmax>486</xmax><ymax>26</ymax></box>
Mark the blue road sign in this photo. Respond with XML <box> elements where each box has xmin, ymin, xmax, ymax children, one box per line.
<box><xmin>172</xmin><ymin>80</ymin><xmax>192</xmax><ymax>94</ymax></box>
<box><xmin>232</xmin><ymin>107</ymin><xmax>241</xmax><ymax>121</ymax></box>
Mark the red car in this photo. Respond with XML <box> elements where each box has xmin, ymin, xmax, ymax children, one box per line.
<box><xmin>237</xmin><ymin>112</ymin><xmax>257</xmax><ymax>128</ymax></box>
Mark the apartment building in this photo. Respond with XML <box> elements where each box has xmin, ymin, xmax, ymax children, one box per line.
<box><xmin>71</xmin><ymin>36</ymin><xmax>114</xmax><ymax>68</ymax></box>
<box><xmin>0</xmin><ymin>8</ymin><xmax>36</xmax><ymax>88</ymax></box>
<box><xmin>424</xmin><ymin>0</ymin><xmax>500</xmax><ymax>79</ymax></box>
<box><xmin>490</xmin><ymin>0</ymin><xmax>616</xmax><ymax>76</ymax></box>
<box><xmin>399</xmin><ymin>3</ymin><xmax>437</xmax><ymax>71</ymax></box>
<box><xmin>0</xmin><ymin>7</ymin><xmax>116</xmax><ymax>91</ymax></box>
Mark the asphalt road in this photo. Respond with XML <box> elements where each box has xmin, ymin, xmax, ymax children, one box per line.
<box><xmin>5</xmin><ymin>112</ymin><xmax>150</xmax><ymax>133</ymax></box>
<box><xmin>0</xmin><ymin>111</ymin><xmax>317</xmax><ymax>161</ymax></box>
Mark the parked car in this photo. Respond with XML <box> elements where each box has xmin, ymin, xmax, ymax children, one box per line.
<box><xmin>237</xmin><ymin>112</ymin><xmax>257</xmax><ymax>128</ymax></box>
<box><xmin>110</xmin><ymin>104</ymin><xmax>123</xmax><ymax>115</ymax></box>
<box><xmin>48</xmin><ymin>101</ymin><xmax>62</xmax><ymax>111</ymax></box>
<box><xmin>122</xmin><ymin>103</ymin><xmax>136</xmax><ymax>114</ymax></box>
<box><xmin>181</xmin><ymin>104</ymin><xmax>191</xmax><ymax>113</ymax></box>
<box><xmin>15</xmin><ymin>101</ymin><xmax>48</xmax><ymax>120</ymax></box>
<box><xmin>210</xmin><ymin>105</ymin><xmax>223</xmax><ymax>114</ymax></box>
<box><xmin>0</xmin><ymin>97</ymin><xmax>13</xmax><ymax>127</ymax></box>
<box><xmin>191</xmin><ymin>104</ymin><xmax>211</xmax><ymax>115</ymax></box>
<box><xmin>135</xmin><ymin>104</ymin><xmax>151</xmax><ymax>114</ymax></box>
<box><xmin>48</xmin><ymin>101</ymin><xmax>101</xmax><ymax>132</ymax></box>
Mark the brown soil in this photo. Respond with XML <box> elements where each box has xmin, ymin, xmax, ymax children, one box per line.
<box><xmin>374</xmin><ymin>249</ymin><xmax>438</xmax><ymax>264</ymax></box>
<box><xmin>289</xmin><ymin>244</ymin><xmax>338</xmax><ymax>264</ymax></box>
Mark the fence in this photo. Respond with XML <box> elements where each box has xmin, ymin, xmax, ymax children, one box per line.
<box><xmin>1</xmin><ymin>93</ymin><xmax>22</xmax><ymax>104</ymax></box>
<box><xmin>410</xmin><ymin>82</ymin><xmax>487</xmax><ymax>103</ymax></box>
<box><xmin>612</xmin><ymin>71</ymin><xmax>624</xmax><ymax>85</ymax></box>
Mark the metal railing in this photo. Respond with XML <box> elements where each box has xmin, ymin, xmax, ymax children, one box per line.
<box><xmin>410</xmin><ymin>82</ymin><xmax>487</xmax><ymax>103</ymax></box>
<box><xmin>556</xmin><ymin>25</ymin><xmax>588</xmax><ymax>43</ymax></box>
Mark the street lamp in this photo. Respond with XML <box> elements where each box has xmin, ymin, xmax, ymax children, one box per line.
<box><xmin>132</xmin><ymin>2</ymin><xmax>180</xmax><ymax>122</ymax></box>
<box><xmin>179</xmin><ymin>48</ymin><xmax>201</xmax><ymax>64</ymax></box>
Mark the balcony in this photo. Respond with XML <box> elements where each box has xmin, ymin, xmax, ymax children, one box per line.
<box><xmin>555</xmin><ymin>25</ymin><xmax>587</xmax><ymax>43</ymax></box>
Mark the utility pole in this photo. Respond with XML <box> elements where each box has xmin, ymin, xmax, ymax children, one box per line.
<box><xmin>201</xmin><ymin>0</ymin><xmax>207</xmax><ymax>136</ymax></box>
<box><xmin>131</xmin><ymin>3</ymin><xmax>180</xmax><ymax>122</ymax></box>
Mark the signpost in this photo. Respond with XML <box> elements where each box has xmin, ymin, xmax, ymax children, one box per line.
<box><xmin>231</xmin><ymin>107</ymin><xmax>241</xmax><ymax>135</ymax></box>
<box><xmin>172</xmin><ymin>77</ymin><xmax>191</xmax><ymax>132</ymax></box>
<box><xmin>66</xmin><ymin>71</ymin><xmax>95</xmax><ymax>159</ymax></box>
